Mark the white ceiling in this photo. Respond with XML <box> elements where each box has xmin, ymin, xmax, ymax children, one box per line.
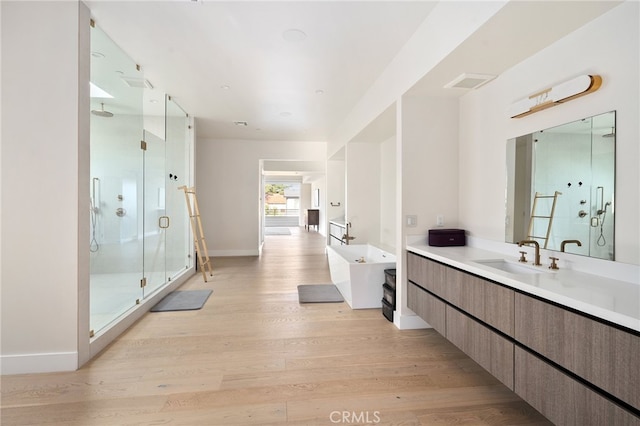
<box><xmin>85</xmin><ymin>0</ymin><xmax>436</xmax><ymax>141</ymax></box>
<box><xmin>85</xmin><ymin>0</ymin><xmax>620</xmax><ymax>177</ymax></box>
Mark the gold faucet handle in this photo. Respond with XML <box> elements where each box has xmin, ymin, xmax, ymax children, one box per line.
<box><xmin>518</xmin><ymin>251</ymin><xmax>527</xmax><ymax>263</ymax></box>
<box><xmin>549</xmin><ymin>256</ymin><xmax>559</xmax><ymax>270</ymax></box>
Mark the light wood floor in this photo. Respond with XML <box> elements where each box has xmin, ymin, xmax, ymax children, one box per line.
<box><xmin>1</xmin><ymin>227</ymin><xmax>552</xmax><ymax>425</ymax></box>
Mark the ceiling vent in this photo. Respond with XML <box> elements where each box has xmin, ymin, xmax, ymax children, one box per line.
<box><xmin>121</xmin><ymin>77</ymin><xmax>154</xmax><ymax>89</ymax></box>
<box><xmin>234</xmin><ymin>121</ymin><xmax>248</xmax><ymax>127</ymax></box>
<box><xmin>444</xmin><ymin>73</ymin><xmax>496</xmax><ymax>90</ymax></box>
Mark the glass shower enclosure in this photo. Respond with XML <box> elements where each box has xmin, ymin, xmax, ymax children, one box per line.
<box><xmin>89</xmin><ymin>24</ymin><xmax>192</xmax><ymax>335</ymax></box>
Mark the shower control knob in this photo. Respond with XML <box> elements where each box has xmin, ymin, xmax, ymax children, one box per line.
<box><xmin>578</xmin><ymin>210</ymin><xmax>588</xmax><ymax>218</ymax></box>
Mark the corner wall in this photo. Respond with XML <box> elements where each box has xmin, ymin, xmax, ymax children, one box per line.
<box><xmin>1</xmin><ymin>1</ymin><xmax>91</xmax><ymax>374</ymax></box>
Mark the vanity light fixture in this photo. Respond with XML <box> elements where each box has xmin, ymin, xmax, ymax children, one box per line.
<box><xmin>509</xmin><ymin>74</ymin><xmax>602</xmax><ymax>118</ymax></box>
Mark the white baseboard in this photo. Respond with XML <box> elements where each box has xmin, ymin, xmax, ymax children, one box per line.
<box><xmin>394</xmin><ymin>313</ymin><xmax>430</xmax><ymax>330</ymax></box>
<box><xmin>1</xmin><ymin>351</ymin><xmax>77</xmax><ymax>375</ymax></box>
<box><xmin>208</xmin><ymin>249</ymin><xmax>259</xmax><ymax>257</ymax></box>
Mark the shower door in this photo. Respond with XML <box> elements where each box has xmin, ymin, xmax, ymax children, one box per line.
<box><xmin>165</xmin><ymin>96</ymin><xmax>191</xmax><ymax>280</ymax></box>
<box><xmin>89</xmin><ymin>25</ymin><xmax>145</xmax><ymax>334</ymax></box>
<box><xmin>143</xmin><ymin>130</ymin><xmax>167</xmax><ymax>297</ymax></box>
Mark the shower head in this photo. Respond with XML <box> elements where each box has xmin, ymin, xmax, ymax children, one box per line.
<box><xmin>91</xmin><ymin>103</ymin><xmax>114</xmax><ymax>118</ymax></box>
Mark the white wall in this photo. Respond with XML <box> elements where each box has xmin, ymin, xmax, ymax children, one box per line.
<box><xmin>345</xmin><ymin>142</ymin><xmax>381</xmax><ymax>246</ymax></box>
<box><xmin>395</xmin><ymin>95</ymin><xmax>459</xmax><ymax>328</ymax></box>
<box><xmin>197</xmin><ymin>138</ymin><xmax>326</xmax><ymax>256</ymax></box>
<box><xmin>459</xmin><ymin>1</ymin><xmax>640</xmax><ymax>265</ymax></box>
<box><xmin>326</xmin><ymin>157</ymin><xmax>345</xmax><ymax>223</ymax></box>
<box><xmin>379</xmin><ymin>136</ymin><xmax>396</xmax><ymax>250</ymax></box>
<box><xmin>1</xmin><ymin>1</ymin><xmax>91</xmax><ymax>373</ymax></box>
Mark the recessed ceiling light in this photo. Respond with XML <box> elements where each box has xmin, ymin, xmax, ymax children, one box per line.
<box><xmin>279</xmin><ymin>111</ymin><xmax>292</xmax><ymax>117</ymax></box>
<box><xmin>444</xmin><ymin>73</ymin><xmax>496</xmax><ymax>90</ymax></box>
<box><xmin>315</xmin><ymin>89</ymin><xmax>324</xmax><ymax>95</ymax></box>
<box><xmin>91</xmin><ymin>51</ymin><xmax>105</xmax><ymax>58</ymax></box>
<box><xmin>283</xmin><ymin>29</ymin><xmax>307</xmax><ymax>42</ymax></box>
<box><xmin>220</xmin><ymin>84</ymin><xmax>230</xmax><ymax>90</ymax></box>
<box><xmin>149</xmin><ymin>99</ymin><xmax>158</xmax><ymax>104</ymax></box>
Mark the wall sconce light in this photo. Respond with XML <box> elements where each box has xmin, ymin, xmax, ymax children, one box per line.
<box><xmin>508</xmin><ymin>75</ymin><xmax>602</xmax><ymax>118</ymax></box>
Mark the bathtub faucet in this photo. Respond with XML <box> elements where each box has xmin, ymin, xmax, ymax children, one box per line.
<box><xmin>342</xmin><ymin>222</ymin><xmax>355</xmax><ymax>245</ymax></box>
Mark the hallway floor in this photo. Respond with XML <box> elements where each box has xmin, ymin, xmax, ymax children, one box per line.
<box><xmin>1</xmin><ymin>227</ymin><xmax>551</xmax><ymax>425</ymax></box>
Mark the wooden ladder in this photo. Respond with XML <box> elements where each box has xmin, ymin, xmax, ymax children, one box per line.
<box><xmin>179</xmin><ymin>186</ymin><xmax>213</xmax><ymax>282</ymax></box>
<box><xmin>527</xmin><ymin>191</ymin><xmax>561</xmax><ymax>249</ymax></box>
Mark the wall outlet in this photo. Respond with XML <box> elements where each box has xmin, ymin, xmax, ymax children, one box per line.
<box><xmin>406</xmin><ymin>215</ymin><xmax>417</xmax><ymax>227</ymax></box>
<box><xmin>436</xmin><ymin>215</ymin><xmax>444</xmax><ymax>227</ymax></box>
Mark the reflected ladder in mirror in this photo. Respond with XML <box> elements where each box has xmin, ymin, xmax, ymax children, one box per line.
<box><xmin>527</xmin><ymin>191</ymin><xmax>561</xmax><ymax>249</ymax></box>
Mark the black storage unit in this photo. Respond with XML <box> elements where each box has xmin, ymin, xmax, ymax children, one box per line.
<box><xmin>381</xmin><ymin>268</ymin><xmax>396</xmax><ymax>322</ymax></box>
<box><xmin>428</xmin><ymin>228</ymin><xmax>466</xmax><ymax>246</ymax></box>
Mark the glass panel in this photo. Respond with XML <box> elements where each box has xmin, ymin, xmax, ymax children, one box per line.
<box><xmin>165</xmin><ymin>97</ymin><xmax>192</xmax><ymax>279</ymax></box>
<box><xmin>143</xmin><ymin>130</ymin><xmax>167</xmax><ymax>296</ymax></box>
<box><xmin>90</xmin><ymin>25</ymin><xmax>144</xmax><ymax>333</ymax></box>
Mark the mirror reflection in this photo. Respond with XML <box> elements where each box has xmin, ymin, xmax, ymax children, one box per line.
<box><xmin>506</xmin><ymin>111</ymin><xmax>615</xmax><ymax>260</ymax></box>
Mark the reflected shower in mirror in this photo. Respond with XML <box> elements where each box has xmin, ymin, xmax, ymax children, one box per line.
<box><xmin>506</xmin><ymin>111</ymin><xmax>615</xmax><ymax>261</ymax></box>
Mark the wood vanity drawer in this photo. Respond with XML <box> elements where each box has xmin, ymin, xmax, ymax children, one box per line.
<box><xmin>515</xmin><ymin>293</ymin><xmax>640</xmax><ymax>410</ymax></box>
<box><xmin>515</xmin><ymin>347</ymin><xmax>638</xmax><ymax>425</ymax></box>
<box><xmin>446</xmin><ymin>267</ymin><xmax>514</xmax><ymax>337</ymax></box>
<box><xmin>446</xmin><ymin>307</ymin><xmax>514</xmax><ymax>390</ymax></box>
<box><xmin>407</xmin><ymin>253</ymin><xmax>447</xmax><ymax>299</ymax></box>
<box><xmin>407</xmin><ymin>282</ymin><xmax>445</xmax><ymax>335</ymax></box>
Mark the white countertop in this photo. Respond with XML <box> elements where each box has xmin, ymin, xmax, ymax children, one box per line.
<box><xmin>407</xmin><ymin>242</ymin><xmax>640</xmax><ymax>333</ymax></box>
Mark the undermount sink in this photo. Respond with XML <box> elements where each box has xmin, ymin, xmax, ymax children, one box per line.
<box><xmin>473</xmin><ymin>259</ymin><xmax>546</xmax><ymax>275</ymax></box>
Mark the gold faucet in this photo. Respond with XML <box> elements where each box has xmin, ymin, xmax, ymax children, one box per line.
<box><xmin>561</xmin><ymin>239</ymin><xmax>582</xmax><ymax>252</ymax></box>
<box><xmin>518</xmin><ymin>240</ymin><xmax>541</xmax><ymax>266</ymax></box>
<box><xmin>342</xmin><ymin>222</ymin><xmax>355</xmax><ymax>245</ymax></box>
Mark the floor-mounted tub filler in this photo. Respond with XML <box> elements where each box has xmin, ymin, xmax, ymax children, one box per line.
<box><xmin>326</xmin><ymin>244</ymin><xmax>396</xmax><ymax>309</ymax></box>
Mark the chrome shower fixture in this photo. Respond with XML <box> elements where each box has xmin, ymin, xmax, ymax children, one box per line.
<box><xmin>91</xmin><ymin>103</ymin><xmax>114</xmax><ymax>118</ymax></box>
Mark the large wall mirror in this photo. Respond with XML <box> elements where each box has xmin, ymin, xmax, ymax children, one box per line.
<box><xmin>506</xmin><ymin>111</ymin><xmax>615</xmax><ymax>261</ymax></box>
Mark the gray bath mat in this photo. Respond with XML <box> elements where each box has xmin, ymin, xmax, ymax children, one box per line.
<box><xmin>298</xmin><ymin>284</ymin><xmax>344</xmax><ymax>303</ymax></box>
<box><xmin>151</xmin><ymin>289</ymin><xmax>213</xmax><ymax>312</ymax></box>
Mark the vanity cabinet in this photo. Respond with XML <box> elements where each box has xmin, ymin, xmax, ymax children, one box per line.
<box><xmin>515</xmin><ymin>293</ymin><xmax>639</xmax><ymax>410</ymax></box>
<box><xmin>407</xmin><ymin>282</ymin><xmax>446</xmax><ymax>335</ymax></box>
<box><xmin>407</xmin><ymin>253</ymin><xmax>448</xmax><ymax>297</ymax></box>
<box><xmin>305</xmin><ymin>209</ymin><xmax>319</xmax><ymax>231</ymax></box>
<box><xmin>446</xmin><ymin>307</ymin><xmax>514</xmax><ymax>389</ymax></box>
<box><xmin>446</xmin><ymin>267</ymin><xmax>514</xmax><ymax>336</ymax></box>
<box><xmin>515</xmin><ymin>347</ymin><xmax>638</xmax><ymax>425</ymax></box>
<box><xmin>407</xmin><ymin>252</ymin><xmax>514</xmax><ymax>389</ymax></box>
<box><xmin>406</xmin><ymin>251</ymin><xmax>640</xmax><ymax>425</ymax></box>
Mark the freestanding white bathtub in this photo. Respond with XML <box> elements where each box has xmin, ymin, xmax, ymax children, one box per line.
<box><xmin>326</xmin><ymin>244</ymin><xmax>396</xmax><ymax>309</ymax></box>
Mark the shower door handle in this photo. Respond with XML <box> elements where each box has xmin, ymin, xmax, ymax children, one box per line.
<box><xmin>159</xmin><ymin>216</ymin><xmax>170</xmax><ymax>229</ymax></box>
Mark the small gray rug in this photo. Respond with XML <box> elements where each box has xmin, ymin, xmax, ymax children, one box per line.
<box><xmin>265</xmin><ymin>227</ymin><xmax>292</xmax><ymax>235</ymax></box>
<box><xmin>151</xmin><ymin>289</ymin><xmax>213</xmax><ymax>312</ymax></box>
<box><xmin>298</xmin><ymin>284</ymin><xmax>344</xmax><ymax>303</ymax></box>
